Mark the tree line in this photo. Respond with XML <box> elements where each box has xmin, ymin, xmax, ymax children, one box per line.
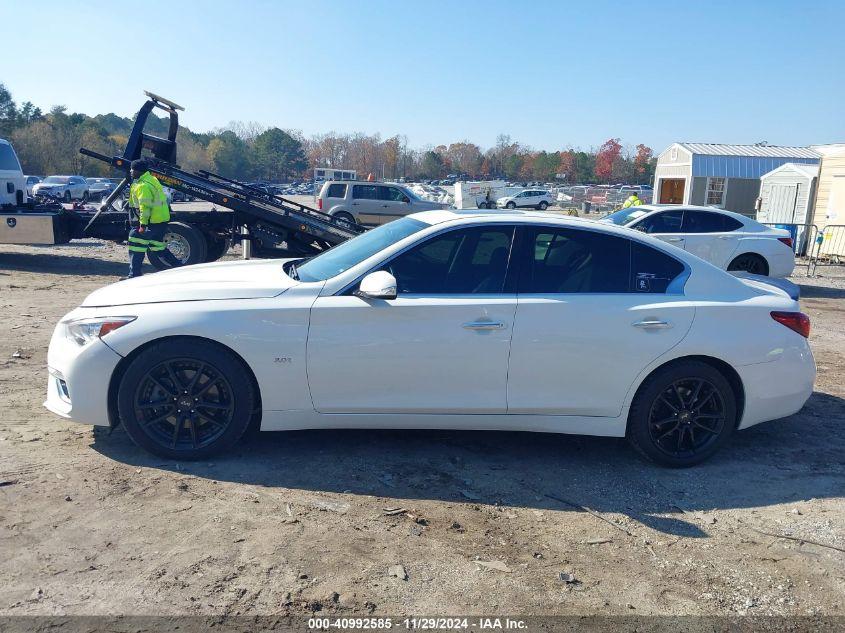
<box><xmin>0</xmin><ymin>83</ymin><xmax>656</xmax><ymax>184</ymax></box>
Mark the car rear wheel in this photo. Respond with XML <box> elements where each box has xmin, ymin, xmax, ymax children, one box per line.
<box><xmin>63</xmin><ymin>191</ymin><xmax>71</xmax><ymax>202</ymax></box>
<box><xmin>117</xmin><ymin>339</ymin><xmax>256</xmax><ymax>460</ymax></box>
<box><xmin>627</xmin><ymin>360</ymin><xmax>737</xmax><ymax>467</ymax></box>
<box><xmin>538</xmin><ymin>201</ymin><xmax>548</xmax><ymax>210</ymax></box>
<box><xmin>728</xmin><ymin>253</ymin><xmax>769</xmax><ymax>276</ymax></box>
<box><xmin>506</xmin><ymin>201</ymin><xmax>516</xmax><ymax>209</ymax></box>
<box><xmin>82</xmin><ymin>191</ymin><xmax>90</xmax><ymax>202</ymax></box>
<box><xmin>147</xmin><ymin>222</ymin><xmax>208</xmax><ymax>270</ymax></box>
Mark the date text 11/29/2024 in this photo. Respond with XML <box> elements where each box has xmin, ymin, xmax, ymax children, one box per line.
<box><xmin>307</xmin><ymin>617</ymin><xmax>528</xmax><ymax>630</ymax></box>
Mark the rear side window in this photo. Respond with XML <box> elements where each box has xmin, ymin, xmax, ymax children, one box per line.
<box><xmin>631</xmin><ymin>242</ymin><xmax>685</xmax><ymax>293</ymax></box>
<box><xmin>683</xmin><ymin>210</ymin><xmax>742</xmax><ymax>233</ymax></box>
<box><xmin>635</xmin><ymin>210</ymin><xmax>684</xmax><ymax>234</ymax></box>
<box><xmin>352</xmin><ymin>185</ymin><xmax>380</xmax><ymax>200</ymax></box>
<box><xmin>521</xmin><ymin>227</ymin><xmax>630</xmax><ymax>293</ymax></box>
<box><xmin>326</xmin><ymin>183</ymin><xmax>347</xmax><ymax>198</ymax></box>
<box><xmin>0</xmin><ymin>144</ymin><xmax>21</xmax><ymax>171</ymax></box>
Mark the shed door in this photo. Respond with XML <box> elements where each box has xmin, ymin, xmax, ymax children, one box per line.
<box><xmin>659</xmin><ymin>179</ymin><xmax>685</xmax><ymax>204</ymax></box>
<box><xmin>768</xmin><ymin>184</ymin><xmax>799</xmax><ymax>224</ymax></box>
<box><xmin>828</xmin><ymin>176</ymin><xmax>845</xmax><ymax>224</ymax></box>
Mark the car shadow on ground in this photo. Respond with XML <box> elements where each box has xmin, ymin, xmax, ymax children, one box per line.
<box><xmin>91</xmin><ymin>391</ymin><xmax>845</xmax><ymax>539</ymax></box>
<box><xmin>798</xmin><ymin>282</ymin><xmax>845</xmax><ymax>300</ymax></box>
<box><xmin>0</xmin><ymin>249</ymin><xmax>128</xmax><ymax>277</ymax></box>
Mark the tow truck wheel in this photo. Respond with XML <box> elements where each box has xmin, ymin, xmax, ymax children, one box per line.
<box><xmin>203</xmin><ymin>234</ymin><xmax>231</xmax><ymax>262</ymax></box>
<box><xmin>147</xmin><ymin>222</ymin><xmax>208</xmax><ymax>270</ymax></box>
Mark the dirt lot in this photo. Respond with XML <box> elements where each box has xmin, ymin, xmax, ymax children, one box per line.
<box><xmin>1</xmin><ymin>241</ymin><xmax>843</xmax><ymax>618</ymax></box>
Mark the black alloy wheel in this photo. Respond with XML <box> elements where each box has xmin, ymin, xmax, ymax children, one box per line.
<box><xmin>627</xmin><ymin>360</ymin><xmax>737</xmax><ymax>467</ymax></box>
<box><xmin>133</xmin><ymin>358</ymin><xmax>234</xmax><ymax>451</ymax></box>
<box><xmin>728</xmin><ymin>253</ymin><xmax>768</xmax><ymax>275</ymax></box>
<box><xmin>647</xmin><ymin>378</ymin><xmax>726</xmax><ymax>459</ymax></box>
<box><xmin>118</xmin><ymin>340</ymin><xmax>255</xmax><ymax>459</ymax></box>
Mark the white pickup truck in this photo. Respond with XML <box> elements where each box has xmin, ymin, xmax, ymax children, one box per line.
<box><xmin>0</xmin><ymin>138</ymin><xmax>27</xmax><ymax>207</ymax></box>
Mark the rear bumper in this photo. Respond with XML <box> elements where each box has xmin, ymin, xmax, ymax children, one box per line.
<box><xmin>736</xmin><ymin>340</ymin><xmax>815</xmax><ymax>429</ymax></box>
<box><xmin>44</xmin><ymin>322</ymin><xmax>123</xmax><ymax>427</ymax></box>
<box><xmin>767</xmin><ymin>250</ymin><xmax>796</xmax><ymax>278</ymax></box>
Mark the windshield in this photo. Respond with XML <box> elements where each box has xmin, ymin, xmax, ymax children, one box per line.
<box><xmin>601</xmin><ymin>207</ymin><xmax>650</xmax><ymax>225</ymax></box>
<box><xmin>296</xmin><ymin>217</ymin><xmax>429</xmax><ymax>282</ymax></box>
<box><xmin>43</xmin><ymin>176</ymin><xmax>70</xmax><ymax>184</ymax></box>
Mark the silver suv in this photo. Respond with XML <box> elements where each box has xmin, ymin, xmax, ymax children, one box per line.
<box><xmin>318</xmin><ymin>180</ymin><xmax>449</xmax><ymax>226</ymax></box>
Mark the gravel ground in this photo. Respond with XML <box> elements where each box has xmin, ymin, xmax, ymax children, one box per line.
<box><xmin>0</xmin><ymin>241</ymin><xmax>843</xmax><ymax>618</ymax></box>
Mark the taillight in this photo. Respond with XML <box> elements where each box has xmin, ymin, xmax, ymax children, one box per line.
<box><xmin>778</xmin><ymin>237</ymin><xmax>793</xmax><ymax>249</ymax></box>
<box><xmin>771</xmin><ymin>311</ymin><xmax>810</xmax><ymax>338</ymax></box>
<box><xmin>318</xmin><ymin>198</ymin><xmax>323</xmax><ymax>210</ymax></box>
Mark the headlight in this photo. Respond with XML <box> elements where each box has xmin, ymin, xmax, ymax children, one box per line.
<box><xmin>64</xmin><ymin>316</ymin><xmax>136</xmax><ymax>346</ymax></box>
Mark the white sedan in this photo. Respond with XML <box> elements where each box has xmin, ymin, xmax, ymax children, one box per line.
<box><xmin>600</xmin><ymin>204</ymin><xmax>795</xmax><ymax>277</ymax></box>
<box><xmin>45</xmin><ymin>210</ymin><xmax>815</xmax><ymax>467</ymax></box>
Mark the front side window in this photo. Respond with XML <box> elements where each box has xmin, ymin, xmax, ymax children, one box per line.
<box><xmin>521</xmin><ymin>227</ymin><xmax>630</xmax><ymax>293</ymax></box>
<box><xmin>387</xmin><ymin>226</ymin><xmax>514</xmax><ymax>294</ymax></box>
<box><xmin>326</xmin><ymin>183</ymin><xmax>347</xmax><ymax>198</ymax></box>
<box><xmin>705</xmin><ymin>177</ymin><xmax>726</xmax><ymax>206</ymax></box>
<box><xmin>634</xmin><ymin>210</ymin><xmax>684</xmax><ymax>234</ymax></box>
<box><xmin>352</xmin><ymin>185</ymin><xmax>380</xmax><ymax>200</ymax></box>
<box><xmin>383</xmin><ymin>187</ymin><xmax>407</xmax><ymax>202</ymax></box>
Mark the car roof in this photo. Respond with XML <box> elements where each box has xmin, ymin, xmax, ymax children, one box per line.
<box><xmin>628</xmin><ymin>204</ymin><xmax>752</xmax><ymax>224</ymax></box>
<box><xmin>410</xmin><ymin>209</ymin><xmax>649</xmax><ymax>236</ymax></box>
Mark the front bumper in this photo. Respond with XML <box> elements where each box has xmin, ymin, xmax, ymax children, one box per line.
<box><xmin>44</xmin><ymin>320</ymin><xmax>123</xmax><ymax>427</ymax></box>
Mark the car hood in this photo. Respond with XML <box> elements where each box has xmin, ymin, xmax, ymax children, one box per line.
<box><xmin>82</xmin><ymin>259</ymin><xmax>298</xmax><ymax>307</ymax></box>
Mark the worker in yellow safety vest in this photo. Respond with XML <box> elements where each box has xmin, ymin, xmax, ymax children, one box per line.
<box><xmin>125</xmin><ymin>159</ymin><xmax>178</xmax><ymax>278</ymax></box>
<box><xmin>622</xmin><ymin>192</ymin><xmax>643</xmax><ymax>209</ymax></box>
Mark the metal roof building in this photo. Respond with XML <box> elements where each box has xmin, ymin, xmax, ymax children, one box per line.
<box><xmin>654</xmin><ymin>142</ymin><xmax>821</xmax><ymax>214</ymax></box>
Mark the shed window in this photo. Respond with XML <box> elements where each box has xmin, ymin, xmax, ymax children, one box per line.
<box><xmin>706</xmin><ymin>177</ymin><xmax>726</xmax><ymax>206</ymax></box>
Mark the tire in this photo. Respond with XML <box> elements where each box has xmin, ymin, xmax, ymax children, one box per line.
<box><xmin>506</xmin><ymin>201</ymin><xmax>516</xmax><ymax>209</ymax></box>
<box><xmin>333</xmin><ymin>211</ymin><xmax>355</xmax><ymax>228</ymax></box>
<box><xmin>538</xmin><ymin>201</ymin><xmax>548</xmax><ymax>210</ymax></box>
<box><xmin>117</xmin><ymin>339</ymin><xmax>256</xmax><ymax>460</ymax></box>
<box><xmin>626</xmin><ymin>360</ymin><xmax>737</xmax><ymax>467</ymax></box>
<box><xmin>727</xmin><ymin>253</ymin><xmax>769</xmax><ymax>276</ymax></box>
<box><xmin>147</xmin><ymin>222</ymin><xmax>208</xmax><ymax>270</ymax></box>
<box><xmin>82</xmin><ymin>190</ymin><xmax>90</xmax><ymax>202</ymax></box>
<box><xmin>203</xmin><ymin>234</ymin><xmax>231</xmax><ymax>262</ymax></box>
<box><xmin>63</xmin><ymin>190</ymin><xmax>71</xmax><ymax>202</ymax></box>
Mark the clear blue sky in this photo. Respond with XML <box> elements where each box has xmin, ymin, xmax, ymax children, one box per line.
<box><xmin>5</xmin><ymin>0</ymin><xmax>844</xmax><ymax>153</ymax></box>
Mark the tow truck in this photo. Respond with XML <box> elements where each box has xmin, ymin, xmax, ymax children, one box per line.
<box><xmin>0</xmin><ymin>92</ymin><xmax>366</xmax><ymax>268</ymax></box>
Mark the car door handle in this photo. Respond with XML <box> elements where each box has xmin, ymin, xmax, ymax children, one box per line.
<box><xmin>665</xmin><ymin>237</ymin><xmax>684</xmax><ymax>242</ymax></box>
<box><xmin>633</xmin><ymin>319</ymin><xmax>672</xmax><ymax>329</ymax></box>
<box><xmin>463</xmin><ymin>321</ymin><xmax>506</xmax><ymax>330</ymax></box>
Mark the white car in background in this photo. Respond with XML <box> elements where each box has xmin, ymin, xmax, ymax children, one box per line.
<box><xmin>32</xmin><ymin>175</ymin><xmax>90</xmax><ymax>202</ymax></box>
<box><xmin>45</xmin><ymin>210</ymin><xmax>814</xmax><ymax>467</ymax></box>
<box><xmin>497</xmin><ymin>189</ymin><xmax>553</xmax><ymax>210</ymax></box>
<box><xmin>601</xmin><ymin>204</ymin><xmax>795</xmax><ymax>277</ymax></box>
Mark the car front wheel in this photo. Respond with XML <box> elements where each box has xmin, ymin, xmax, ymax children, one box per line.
<box><xmin>117</xmin><ymin>339</ymin><xmax>256</xmax><ymax>460</ymax></box>
<box><xmin>506</xmin><ymin>201</ymin><xmax>516</xmax><ymax>209</ymax></box>
<box><xmin>627</xmin><ymin>360</ymin><xmax>737</xmax><ymax>467</ymax></box>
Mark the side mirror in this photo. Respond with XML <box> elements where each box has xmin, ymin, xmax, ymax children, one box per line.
<box><xmin>354</xmin><ymin>270</ymin><xmax>397</xmax><ymax>300</ymax></box>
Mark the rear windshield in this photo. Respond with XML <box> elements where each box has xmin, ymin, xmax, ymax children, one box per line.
<box><xmin>0</xmin><ymin>144</ymin><xmax>21</xmax><ymax>171</ymax></box>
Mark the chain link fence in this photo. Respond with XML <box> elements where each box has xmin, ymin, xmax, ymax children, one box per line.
<box><xmin>551</xmin><ymin>186</ymin><xmax>653</xmax><ymax>215</ymax></box>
